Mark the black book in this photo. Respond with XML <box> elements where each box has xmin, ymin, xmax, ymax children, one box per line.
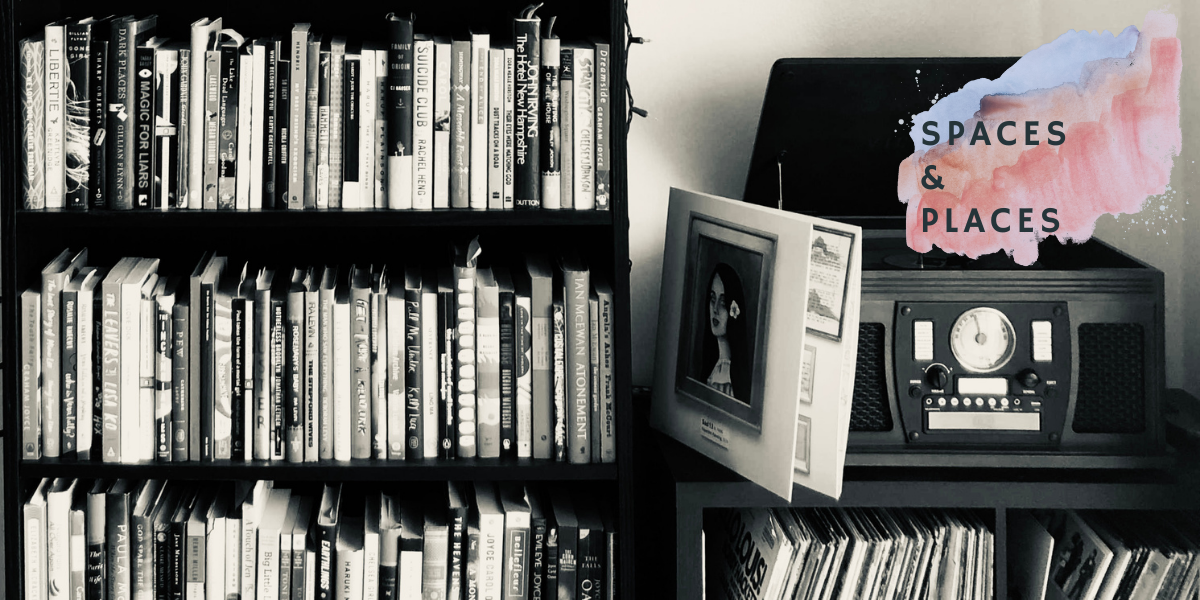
<box><xmin>575</xmin><ymin>495</ymin><xmax>605</xmax><ymax>600</ymax></box>
<box><xmin>171</xmin><ymin>298</ymin><xmax>189</xmax><ymax>461</ymax></box>
<box><xmin>232</xmin><ymin>290</ymin><xmax>247</xmax><ymax>460</ymax></box>
<box><xmin>512</xmin><ymin>5</ymin><xmax>541</xmax><ymax>209</ymax></box>
<box><xmin>262</xmin><ymin>38</ymin><xmax>279</xmax><ymax>208</ymax></box>
<box><xmin>152</xmin><ymin>485</ymin><xmax>183</xmax><ymax>600</ymax></box>
<box><xmin>65</xmin><ymin>18</ymin><xmax>99</xmax><ymax>209</ymax></box>
<box><xmin>276</xmin><ymin>42</ymin><xmax>292</xmax><ymax>209</ymax></box>
<box><xmin>342</xmin><ymin>50</ymin><xmax>361</xmax><ymax>206</ymax></box>
<box><xmin>89</xmin><ymin>26</ymin><xmax>111</xmax><ymax>209</ymax></box>
<box><xmin>317</xmin><ymin>40</ymin><xmax>332</xmax><ymax>208</ymax></box>
<box><xmin>271</xmin><ymin>269</ymin><xmax>290</xmax><ymax>460</ymax></box>
<box><xmin>217</xmin><ymin>36</ymin><xmax>242</xmax><ymax>209</ymax></box>
<box><xmin>317</xmin><ymin>483</ymin><xmax>342</xmax><ymax>600</ymax></box>
<box><xmin>385</xmin><ymin>12</ymin><xmax>414</xmax><ymax>209</ymax></box>
<box><xmin>106</xmin><ymin>16</ymin><xmax>156</xmax><ymax>210</ymax></box>
<box><xmin>437</xmin><ymin>268</ymin><xmax>456</xmax><ymax>459</ymax></box>
<box><xmin>174</xmin><ymin>46</ymin><xmax>191</xmax><ymax>209</ymax></box>
<box><xmin>404</xmin><ymin>267</ymin><xmax>423</xmax><ymax>459</ymax></box>
<box><xmin>528</xmin><ymin>490</ymin><xmax>549</xmax><ymax>600</ymax></box>
<box><xmin>198</xmin><ymin>255</ymin><xmax>226</xmax><ymax>461</ymax></box>
<box><xmin>447</xmin><ymin>481</ymin><xmax>469</xmax><ymax>600</ymax></box>
<box><xmin>86</xmin><ymin>480</ymin><xmax>109</xmax><ymax>600</ymax></box>
<box><xmin>106</xmin><ymin>479</ymin><xmax>137</xmax><ymax>600</ymax></box>
<box><xmin>549</xmin><ymin>489</ymin><xmax>578</xmax><ymax>600</ymax></box>
<box><xmin>286</xmin><ymin>268</ymin><xmax>306</xmax><ymax>463</ymax></box>
<box><xmin>590</xmin><ymin>37</ymin><xmax>611</xmax><ymax>211</ymax></box>
<box><xmin>495</xmin><ymin>267</ymin><xmax>516</xmax><ymax>457</ymax></box>
<box><xmin>133</xmin><ymin>37</ymin><xmax>165</xmax><ymax>209</ymax></box>
<box><xmin>60</xmin><ymin>269</ymin><xmax>88</xmax><ymax>457</ymax></box>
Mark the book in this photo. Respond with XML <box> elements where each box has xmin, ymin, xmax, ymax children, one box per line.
<box><xmin>154</xmin><ymin>44</ymin><xmax>183</xmax><ymax>209</ymax></box>
<box><xmin>64</xmin><ymin>18</ymin><xmax>99</xmax><ymax>209</ymax></box>
<box><xmin>422</xmin><ymin>495</ymin><xmax>450</xmax><ymax>600</ymax></box>
<box><xmin>341</xmin><ymin>50</ymin><xmax>360</xmax><ymax>208</ymax></box>
<box><xmin>527</xmin><ymin>491</ymin><xmax>549</xmax><ymax>600</ymax></box>
<box><xmin>201</xmin><ymin>34</ymin><xmax>224</xmax><ymax>209</ymax></box>
<box><xmin>316</xmin><ymin>484</ymin><xmax>343</xmax><ymax>600</ymax></box>
<box><xmin>594</xmin><ymin>276</ymin><xmax>616</xmax><ymax>463</ymax></box>
<box><xmin>319</xmin><ymin>267</ymin><xmax>337</xmax><ymax>460</ymax></box>
<box><xmin>304</xmin><ymin>35</ymin><xmax>321</xmax><ymax>209</ymax></box>
<box><xmin>487</xmin><ymin>47</ymin><xmax>505</xmax><ymax>210</ymax></box>
<box><xmin>137</xmin><ymin>267</ymin><xmax>161</xmax><ymax>462</ymax></box>
<box><xmin>187</xmin><ymin>17</ymin><xmax>222</xmax><ymax>209</ymax></box>
<box><xmin>500</xmin><ymin>484</ymin><xmax>532</xmax><ymax>600</ymax></box>
<box><xmin>432</xmin><ymin>37</ymin><xmax>451</xmax><ymax>210</ymax></box>
<box><xmin>108</xmin><ymin>16</ymin><xmax>157</xmax><ymax>210</ymax></box>
<box><xmin>306</xmin><ymin>269</ymin><xmax>322</xmax><ymax>462</ymax></box>
<box><xmin>386</xmin><ymin>282</ymin><xmax>406</xmax><ymax>460</ymax></box>
<box><xmin>404</xmin><ymin>267</ymin><xmax>423</xmax><ymax>460</ymax></box>
<box><xmin>241</xmin><ymin>481</ymin><xmax>274</xmax><ymax>600</ymax></box>
<box><xmin>47</xmin><ymin>479</ymin><xmax>77</xmax><ymax>600</ymax></box>
<box><xmin>448</xmin><ymin>39</ymin><xmax>471</xmax><ymax>210</ymax></box>
<box><xmin>315</xmin><ymin>40</ymin><xmax>331</xmax><ymax>208</ymax></box>
<box><xmin>422</xmin><ymin>271</ymin><xmax>440</xmax><ymax>459</ymax></box>
<box><xmin>328</xmin><ymin>37</ymin><xmax>347</xmax><ymax>208</ymax></box>
<box><xmin>215</xmin><ymin>34</ymin><xmax>244</xmax><ymax>209</ymax></box>
<box><xmin>358</xmin><ymin>43</ymin><xmax>376</xmax><ymax>207</ymax></box>
<box><xmin>373</xmin><ymin>47</ymin><xmax>388</xmax><ymax>209</ymax></box>
<box><xmin>453</xmin><ymin>240</ymin><xmax>481</xmax><ymax>457</ymax></box>
<box><xmin>334</xmin><ymin>275</ymin><xmax>352</xmax><ymax>461</ymax></box>
<box><xmin>288</xmin><ymin>23</ymin><xmax>311</xmax><ymax>209</ymax></box>
<box><xmin>22</xmin><ymin>289</ymin><xmax>43</xmax><ymax>459</ymax></box>
<box><xmin>409</xmin><ymin>35</ymin><xmax>434</xmax><ymax>210</ymax></box>
<box><xmin>575</xmin><ymin>497</ymin><xmax>605</xmax><ymax>600</ymax></box>
<box><xmin>437</xmin><ymin>269</ymin><xmax>456</xmax><ymax>460</ymax></box>
<box><xmin>567</xmin><ymin>45</ymin><xmax>594</xmax><ymax>210</ymax></box>
<box><xmin>26</xmin><ymin>479</ymin><xmax>52</xmax><ymax>600</ymax></box>
<box><xmin>539</xmin><ymin>30</ymin><xmax>561</xmax><ymax>209</ymax></box>
<box><xmin>549</xmin><ymin>490</ymin><xmax>578</xmax><ymax>600</ymax></box>
<box><xmin>558</xmin><ymin>47</ymin><xmax>574</xmax><ymax>210</ymax></box>
<box><xmin>377</xmin><ymin>493</ymin><xmax>400</xmax><ymax>600</ymax></box>
<box><xmin>43</xmin><ymin>248</ymin><xmax>88</xmax><ymax>459</ymax></box>
<box><xmin>90</xmin><ymin>27</ymin><xmax>112</xmax><ymax>210</ymax></box>
<box><xmin>512</xmin><ymin>6</ymin><xmax>541</xmax><ymax>209</ymax></box>
<box><xmin>236</xmin><ymin>44</ymin><xmax>254</xmax><ymax>209</ymax></box>
<box><xmin>495</xmin><ymin>267</ymin><xmax>517</xmax><ymax>457</ymax></box>
<box><xmin>108</xmin><ymin>480</ymin><xmax>138</xmax><ymax>600</ymax></box>
<box><xmin>386</xmin><ymin>12</ymin><xmax>414</xmax><ymax>210</ymax></box>
<box><xmin>252</xmin><ymin>268</ymin><xmax>275</xmax><ymax>459</ymax></box>
<box><xmin>473</xmin><ymin>483</ymin><xmax>505</xmax><ymax>600</ymax></box>
<box><xmin>100</xmin><ymin>258</ymin><xmax>136</xmax><ymax>462</ymax></box>
<box><xmin>469</xmin><ymin>30</ymin><xmax>490</xmax><ymax>209</ymax></box>
<box><xmin>350</xmin><ymin>266</ymin><xmax>372</xmax><ymax>458</ymax></box>
<box><xmin>285</xmin><ymin>269</ymin><xmax>306</xmax><ymax>462</ymax></box>
<box><xmin>155</xmin><ymin>278</ymin><xmax>177</xmax><ymax>461</ymax></box>
<box><xmin>551</xmin><ymin>288</ymin><xmax>566</xmax><ymax>462</ymax></box>
<box><xmin>62</xmin><ymin>268</ymin><xmax>98</xmax><ymax>457</ymax></box>
<box><xmin>503</xmin><ymin>48</ymin><xmax>515</xmax><ymax>210</ymax></box>
<box><xmin>476</xmin><ymin>267</ymin><xmax>501</xmax><ymax>458</ymax></box>
<box><xmin>214</xmin><ymin>263</ymin><xmax>244</xmax><ymax>460</ymax></box>
<box><xmin>590</xmin><ymin>38</ymin><xmax>611</xmax><ymax>211</ymax></box>
<box><xmin>335</xmin><ymin>515</ymin><xmax>364</xmax><ymax>600</ymax></box>
<box><xmin>521</xmin><ymin>255</ymin><xmax>554</xmax><ymax>459</ymax></box>
<box><xmin>250</xmin><ymin>42</ymin><xmax>267</xmax><ymax>208</ymax></box>
<box><xmin>21</xmin><ymin>34</ymin><xmax>46</xmax><ymax>209</ymax></box>
<box><xmin>134</xmin><ymin>37</ymin><xmax>166</xmax><ymax>209</ymax></box>
<box><xmin>447</xmin><ymin>482</ymin><xmax>470</xmax><ymax>600</ymax></box>
<box><xmin>275</xmin><ymin>37</ymin><xmax>291</xmax><ymax>209</ymax></box>
<box><xmin>397</xmin><ymin>499</ymin><xmax>423</xmax><ymax>600</ymax></box>
<box><xmin>560</xmin><ymin>253</ymin><xmax>591</xmax><ymax>464</ymax></box>
<box><xmin>85</xmin><ymin>480</ymin><xmax>108</xmax><ymax>600</ymax></box>
<box><xmin>256</xmin><ymin>488</ymin><xmax>293</xmax><ymax>600</ymax></box>
<box><xmin>589</xmin><ymin>291</ymin><xmax>601</xmax><ymax>461</ymax></box>
<box><xmin>44</xmin><ymin>19</ymin><xmax>68</xmax><ymax>209</ymax></box>
<box><xmin>371</xmin><ymin>267</ymin><xmax>390</xmax><ymax>459</ymax></box>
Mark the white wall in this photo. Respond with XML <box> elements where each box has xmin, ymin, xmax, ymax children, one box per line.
<box><xmin>626</xmin><ymin>0</ymin><xmax>1199</xmax><ymax>395</ymax></box>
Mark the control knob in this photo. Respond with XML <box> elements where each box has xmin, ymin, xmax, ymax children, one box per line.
<box><xmin>1017</xmin><ymin>368</ymin><xmax>1041</xmax><ymax>389</ymax></box>
<box><xmin>925</xmin><ymin>365</ymin><xmax>950</xmax><ymax>390</ymax></box>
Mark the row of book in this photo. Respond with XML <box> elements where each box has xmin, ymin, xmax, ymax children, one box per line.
<box><xmin>1016</xmin><ymin>509</ymin><xmax>1200</xmax><ymax>600</ymax></box>
<box><xmin>22</xmin><ymin>242</ymin><xmax>617</xmax><ymax>464</ymax></box>
<box><xmin>707</xmin><ymin>506</ymin><xmax>994</xmax><ymax>600</ymax></box>
<box><xmin>19</xmin><ymin>6</ymin><xmax>611</xmax><ymax>212</ymax></box>
<box><xmin>23</xmin><ymin>479</ymin><xmax>616</xmax><ymax>600</ymax></box>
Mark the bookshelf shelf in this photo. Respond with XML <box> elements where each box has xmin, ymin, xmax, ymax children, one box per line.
<box><xmin>20</xmin><ymin>457</ymin><xmax>621</xmax><ymax>482</ymax></box>
<box><xmin>15</xmin><ymin>208</ymin><xmax>616</xmax><ymax>229</ymax></box>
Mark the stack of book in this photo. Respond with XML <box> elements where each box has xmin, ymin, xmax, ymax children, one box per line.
<box><xmin>22</xmin><ymin>479</ymin><xmax>616</xmax><ymax>600</ymax></box>
<box><xmin>21</xmin><ymin>245</ymin><xmax>617</xmax><ymax>464</ymax></box>
<box><xmin>1014</xmin><ymin>509</ymin><xmax>1200</xmax><ymax>600</ymax></box>
<box><xmin>19</xmin><ymin>6</ymin><xmax>611</xmax><ymax>211</ymax></box>
<box><xmin>707</xmin><ymin>506</ymin><xmax>994</xmax><ymax>600</ymax></box>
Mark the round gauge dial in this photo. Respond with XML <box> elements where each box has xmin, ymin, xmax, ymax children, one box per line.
<box><xmin>950</xmin><ymin>307</ymin><xmax>1016</xmax><ymax>373</ymax></box>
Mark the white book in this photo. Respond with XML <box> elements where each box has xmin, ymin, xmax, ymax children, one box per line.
<box><xmin>374</xmin><ymin>49</ymin><xmax>388</xmax><ymax>209</ymax></box>
<box><xmin>334</xmin><ymin>291</ymin><xmax>352</xmax><ymax>461</ymax></box>
<box><xmin>487</xmin><ymin>48</ymin><xmax>504</xmax><ymax>210</ymax></box>
<box><xmin>359</xmin><ymin>48</ymin><xmax>377</xmax><ymax>207</ymax></box>
<box><xmin>397</xmin><ymin>504</ymin><xmax>422</xmax><ymax>600</ymax></box>
<box><xmin>336</xmin><ymin>518</ymin><xmax>364</xmax><ymax>600</ymax></box>
<box><xmin>363</xmin><ymin>500</ymin><xmax>380</xmax><ymax>600</ymax></box>
<box><xmin>256</xmin><ymin>489</ymin><xmax>292</xmax><ymax>600</ymax></box>
<box><xmin>188</xmin><ymin>18</ymin><xmax>223</xmax><ymax>208</ymax></box>
<box><xmin>77</xmin><ymin>271</ymin><xmax>100</xmax><ymax>458</ymax></box>
<box><xmin>288</xmin><ymin>24</ymin><xmax>311</xmax><ymax>209</ymax></box>
<box><xmin>244</xmin><ymin>294</ymin><xmax>255</xmax><ymax>462</ymax></box>
<box><xmin>155</xmin><ymin>283</ymin><xmax>175</xmax><ymax>461</ymax></box>
<box><xmin>225</xmin><ymin>511</ymin><xmax>242</xmax><ymax>600</ymax></box>
<box><xmin>304</xmin><ymin>548</ymin><xmax>317</xmax><ymax>600</ymax></box>
<box><xmin>25</xmin><ymin>479</ymin><xmax>51</xmax><ymax>600</ymax></box>
<box><xmin>469</xmin><ymin>32</ymin><xmax>489</xmax><ymax>209</ymax></box>
<box><xmin>236</xmin><ymin>51</ymin><xmax>254</xmax><ymax>209</ymax></box>
<box><xmin>515</xmin><ymin>293</ymin><xmax>532</xmax><ymax>458</ymax></box>
<box><xmin>572</xmin><ymin>47</ymin><xmax>595</xmax><ymax>210</ymax></box>
<box><xmin>43</xmin><ymin>21</ymin><xmax>65</xmax><ymax>208</ymax></box>
<box><xmin>473</xmin><ymin>483</ymin><xmax>505</xmax><ymax>600</ymax></box>
<box><xmin>412</xmin><ymin>37</ymin><xmax>434</xmax><ymax>210</ymax></box>
<box><xmin>502</xmin><ymin>48</ymin><xmax>515</xmax><ymax>210</ymax></box>
<box><xmin>421</xmin><ymin>283</ymin><xmax>439</xmax><ymax>458</ymax></box>
<box><xmin>121</xmin><ymin>260</ymin><xmax>158</xmax><ymax>462</ymax></box>
<box><xmin>432</xmin><ymin>38</ymin><xmax>451</xmax><ymax>209</ymax></box>
<box><xmin>304</xmin><ymin>283</ymin><xmax>320</xmax><ymax>462</ymax></box>
<box><xmin>139</xmin><ymin>278</ymin><xmax>158</xmax><ymax>461</ymax></box>
<box><xmin>249</xmin><ymin>43</ymin><xmax>267</xmax><ymax>209</ymax></box>
<box><xmin>386</xmin><ymin>289</ymin><xmax>405</xmax><ymax>459</ymax></box>
<box><xmin>539</xmin><ymin>38</ymin><xmax>561</xmax><ymax>210</ymax></box>
<box><xmin>241</xmin><ymin>481</ymin><xmax>273</xmax><ymax>600</ymax></box>
<box><xmin>207</xmin><ymin>510</ymin><xmax>226</xmax><ymax>600</ymax></box>
<box><xmin>46</xmin><ymin>479</ymin><xmax>75</xmax><ymax>600</ymax></box>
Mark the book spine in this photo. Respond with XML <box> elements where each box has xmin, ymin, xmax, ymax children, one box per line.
<box><xmin>134</xmin><ymin>45</ymin><xmax>156</xmax><ymax>209</ymax></box>
<box><xmin>481</xmin><ymin>515</ymin><xmax>504</xmax><ymax>600</ymax></box>
<box><xmin>589</xmin><ymin>297</ymin><xmax>601</xmax><ymax>461</ymax></box>
<box><xmin>565</xmin><ymin>269</ymin><xmax>592</xmax><ymax>464</ymax></box>
<box><xmin>599</xmin><ymin>291</ymin><xmax>615</xmax><ymax>463</ymax></box>
<box><xmin>106</xmin><ymin>21</ymin><xmax>130</xmax><ymax>209</ymax></box>
<box><xmin>448</xmin><ymin>508</ymin><xmax>466</xmax><ymax>600</ymax></box>
<box><xmin>24</xmin><ymin>494</ymin><xmax>48</xmax><ymax>600</ymax></box>
<box><xmin>317</xmin><ymin>50</ymin><xmax>331</xmax><ymax>208</ymax></box>
<box><xmin>244</xmin><ymin>298</ymin><xmax>255</xmax><ymax>462</ymax></box>
<box><xmin>340</xmin><ymin>55</ymin><xmax>359</xmax><ymax>207</ymax></box>
<box><xmin>279</xmin><ymin>534</ymin><xmax>292</xmax><ymax>600</ymax></box>
<box><xmin>357</xmin><ymin>51</ymin><xmax>375</xmax><ymax>207</ymax></box>
<box><xmin>107</xmin><ymin>493</ymin><xmax>131</xmax><ymax>600</ymax></box>
<box><xmin>276</xmin><ymin>51</ymin><xmax>291</xmax><ymax>209</ymax></box>
<box><xmin>91</xmin><ymin>38</ymin><xmax>110</xmax><ymax>209</ymax></box>
<box><xmin>487</xmin><ymin>49</ymin><xmax>504</xmax><ymax>210</ymax></box>
<box><xmin>413</xmin><ymin>38</ymin><xmax>434</xmax><ymax>210</ymax></box>
<box><xmin>62</xmin><ymin>291</ymin><xmax>78</xmax><ymax>456</ymax></box>
<box><xmin>257</xmin><ymin>528</ymin><xmax>277</xmax><ymax>600</ymax></box>
<box><xmin>465</xmin><ymin>528</ymin><xmax>481</xmax><ymax>600</ymax></box>
<box><xmin>530</xmin><ymin>271</ymin><xmax>553</xmax><ymax>453</ymax></box>
<box><xmin>453</xmin><ymin>265</ymin><xmax>477</xmax><ymax>457</ymax></box>
<box><xmin>573</xmin><ymin>49</ymin><xmax>595</xmax><ymax>210</ymax></box>
<box><xmin>422</xmin><ymin>287</ymin><xmax>439</xmax><ymax>459</ymax></box>
<box><xmin>157</xmin><ymin>302</ymin><xmax>173</xmax><ymax>460</ymax></box>
<box><xmin>503</xmin><ymin>49</ymin><xmax>515</xmax><ymax>210</ymax></box>
<box><xmin>328</xmin><ymin>43</ymin><xmax>345</xmax><ymax>208</ymax></box>
<box><xmin>351</xmin><ymin>284</ymin><xmax>372</xmax><ymax>458</ymax></box>
<box><xmin>217</xmin><ymin>45</ymin><xmax>239</xmax><ymax>209</ymax></box>
<box><xmin>87</xmin><ymin>493</ymin><xmax>106</xmax><ymax>600</ymax></box>
<box><xmin>317</xmin><ymin>523</ymin><xmax>335</xmax><ymax>600</ymax></box>
<box><xmin>499</xmin><ymin>290</ymin><xmax>516</xmax><ymax>457</ymax></box>
<box><xmin>288</xmin><ymin>28</ymin><xmax>308</xmax><ymax>209</ymax></box>
<box><xmin>287</xmin><ymin>290</ymin><xmax>304</xmax><ymax>462</ymax></box>
<box><xmin>132</xmin><ymin>508</ymin><xmax>151</xmax><ymax>600</ymax></box>
<box><xmin>552</xmin><ymin>300</ymin><xmax>566</xmax><ymax>462</ymax></box>
<box><xmin>231</xmin><ymin>300</ymin><xmax>246</xmax><ymax>460</ymax></box>
<box><xmin>333</xmin><ymin>298</ymin><xmax>351</xmax><ymax>461</ymax></box>
<box><xmin>405</xmin><ymin>286</ymin><xmax>423</xmax><ymax>460</ymax></box>
<box><xmin>515</xmin><ymin>294</ymin><xmax>532</xmax><ymax>458</ymax></box>
<box><xmin>386</xmin><ymin>16</ymin><xmax>414</xmax><ymax>210</ymax></box>
<box><xmin>65</xmin><ymin>24</ymin><xmax>92</xmax><ymax>209</ymax></box>
<box><xmin>305</xmin><ymin>290</ymin><xmax>320</xmax><ymax>462</ymax></box>
<box><xmin>593</xmin><ymin>41</ymin><xmax>610</xmax><ymax>211</ymax></box>
<box><xmin>101</xmin><ymin>280</ymin><xmax>121</xmax><ymax>461</ymax></box>
<box><xmin>172</xmin><ymin>304</ymin><xmax>189</xmax><ymax>461</ymax></box>
<box><xmin>469</xmin><ymin>34</ymin><xmax>489</xmax><ymax>209</ymax></box>
<box><xmin>271</xmin><ymin>300</ymin><xmax>286</xmax><ymax>459</ymax></box>
<box><xmin>558</xmin><ymin>51</ymin><xmax>574</xmax><ymax>210</ymax></box>
<box><xmin>291</xmin><ymin>532</ymin><xmax>306</xmax><ymax>600</ymax></box>
<box><xmin>476</xmin><ymin>281</ymin><xmax>500</xmax><ymax>458</ymax></box>
<box><xmin>250</xmin><ymin>45</ymin><xmax>266</xmax><ymax>209</ymax></box>
<box><xmin>202</xmin><ymin>50</ymin><xmax>220</xmax><ymax>209</ymax></box>
<box><xmin>253</xmin><ymin>291</ymin><xmax>271</xmax><ymax>459</ymax></box>
<box><xmin>22</xmin><ymin>38</ymin><xmax>46</xmax><ymax>209</ymax></box>
<box><xmin>262</xmin><ymin>42</ymin><xmax>278</xmax><ymax>209</ymax></box>
<box><xmin>577</xmin><ymin>530</ymin><xmax>602</xmax><ymax>600</ymax></box>
<box><xmin>319</xmin><ymin>287</ymin><xmax>335</xmax><ymax>460</ymax></box>
<box><xmin>45</xmin><ymin>23</ymin><xmax>66</xmax><ymax>208</ymax></box>
<box><xmin>304</xmin><ymin>39</ymin><xmax>319</xmax><ymax>209</ymax></box>
<box><xmin>175</xmin><ymin>48</ymin><xmax>190</xmax><ymax>208</ymax></box>
<box><xmin>138</xmin><ymin>295</ymin><xmax>156</xmax><ymax>462</ymax></box>
<box><xmin>235</xmin><ymin>50</ymin><xmax>254</xmax><ymax>209</ymax></box>
<box><xmin>539</xmin><ymin>39</ymin><xmax>561</xmax><ymax>209</ymax></box>
<box><xmin>156</xmin><ymin>49</ymin><xmax>180</xmax><ymax>209</ymax></box>
<box><xmin>544</xmin><ymin>521</ymin><xmax>557</xmax><ymax>600</ymax></box>
<box><xmin>386</xmin><ymin>292</ymin><xmax>406</xmax><ymax>460</ymax></box>
<box><xmin>529</xmin><ymin>517</ymin><xmax>546</xmax><ymax>600</ymax></box>
<box><xmin>154</xmin><ymin>526</ymin><xmax>169</xmax><ymax>600</ymax></box>
<box><xmin>371</xmin><ymin>290</ymin><xmax>387</xmax><ymax>460</ymax></box>
<box><xmin>48</xmin><ymin>491</ymin><xmax>71</xmax><ymax>600</ymax></box>
<box><xmin>513</xmin><ymin>19</ymin><xmax>540</xmax><ymax>210</ymax></box>
<box><xmin>43</xmin><ymin>272</ymin><xmax>64</xmax><ymax>459</ymax></box>
<box><xmin>213</xmin><ymin>288</ymin><xmax>233</xmax><ymax>459</ymax></box>
<box><xmin>438</xmin><ymin>284</ymin><xmax>456</xmax><ymax>459</ymax></box>
<box><xmin>374</xmin><ymin>50</ymin><xmax>388</xmax><ymax>209</ymax></box>
<box><xmin>22</xmin><ymin>292</ymin><xmax>42</xmax><ymax>459</ymax></box>
<box><xmin>556</xmin><ymin>525</ymin><xmax>577</xmax><ymax>600</ymax></box>
<box><xmin>92</xmin><ymin>292</ymin><xmax>105</xmax><ymax>458</ymax></box>
<box><xmin>78</xmin><ymin>286</ymin><xmax>94</xmax><ymax>458</ymax></box>
<box><xmin>503</xmin><ymin>522</ymin><xmax>529</xmax><ymax>600</ymax></box>
<box><xmin>433</xmin><ymin>42</ymin><xmax>450</xmax><ymax>209</ymax></box>
<box><xmin>449</xmin><ymin>41</ymin><xmax>470</xmax><ymax>209</ymax></box>
<box><xmin>421</xmin><ymin>529</ymin><xmax>450</xmax><ymax>600</ymax></box>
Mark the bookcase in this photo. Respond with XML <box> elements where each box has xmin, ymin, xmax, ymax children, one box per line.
<box><xmin>0</xmin><ymin>1</ymin><xmax>634</xmax><ymax>598</ymax></box>
<box><xmin>644</xmin><ymin>399</ymin><xmax>1200</xmax><ymax>600</ymax></box>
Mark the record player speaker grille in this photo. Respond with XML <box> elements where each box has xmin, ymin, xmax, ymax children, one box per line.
<box><xmin>1074</xmin><ymin>323</ymin><xmax>1146</xmax><ymax>434</ymax></box>
<box><xmin>850</xmin><ymin>323</ymin><xmax>893</xmax><ymax>432</ymax></box>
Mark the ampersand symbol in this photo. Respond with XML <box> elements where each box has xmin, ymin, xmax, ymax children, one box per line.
<box><xmin>922</xmin><ymin>165</ymin><xmax>944</xmax><ymax>190</ymax></box>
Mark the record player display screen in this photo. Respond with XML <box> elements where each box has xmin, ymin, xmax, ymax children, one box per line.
<box><xmin>744</xmin><ymin>58</ymin><xmax>1018</xmax><ymax>224</ymax></box>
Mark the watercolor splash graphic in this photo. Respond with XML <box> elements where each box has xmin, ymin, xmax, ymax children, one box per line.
<box><xmin>897</xmin><ymin>10</ymin><xmax>1181</xmax><ymax>265</ymax></box>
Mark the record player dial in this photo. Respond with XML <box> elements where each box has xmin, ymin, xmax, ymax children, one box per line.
<box><xmin>950</xmin><ymin>307</ymin><xmax>1016</xmax><ymax>373</ymax></box>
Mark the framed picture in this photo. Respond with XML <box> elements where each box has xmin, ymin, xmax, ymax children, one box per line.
<box><xmin>806</xmin><ymin>226</ymin><xmax>856</xmax><ymax>341</ymax></box>
<box><xmin>674</xmin><ymin>212</ymin><xmax>777</xmax><ymax>431</ymax></box>
<box><xmin>794</xmin><ymin>415</ymin><xmax>811</xmax><ymax>475</ymax></box>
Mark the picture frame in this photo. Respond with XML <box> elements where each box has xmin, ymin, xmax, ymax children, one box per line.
<box><xmin>674</xmin><ymin>212</ymin><xmax>777</xmax><ymax>431</ymax></box>
<box><xmin>805</xmin><ymin>226</ymin><xmax>856</xmax><ymax>341</ymax></box>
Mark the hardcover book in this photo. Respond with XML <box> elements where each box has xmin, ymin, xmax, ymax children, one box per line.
<box><xmin>558</xmin><ymin>46</ymin><xmax>574</xmax><ymax>210</ymax></box>
<box><xmin>187</xmin><ymin>17</ymin><xmax>222</xmax><ymax>209</ymax></box>
<box><xmin>432</xmin><ymin>37</ymin><xmax>451</xmax><ymax>209</ymax></box>
<box><xmin>469</xmin><ymin>30</ymin><xmax>490</xmax><ymax>210</ymax></box>
<box><xmin>651</xmin><ymin>188</ymin><xmax>863</xmax><ymax>501</ymax></box>
<box><xmin>386</xmin><ymin>13</ymin><xmax>415</xmax><ymax>210</ymax></box>
<box><xmin>512</xmin><ymin>6</ymin><xmax>541</xmax><ymax>209</ymax></box>
<box><xmin>449</xmin><ymin>39</ymin><xmax>471</xmax><ymax>209</ymax></box>
<box><xmin>476</xmin><ymin>268</ymin><xmax>502</xmax><ymax>458</ymax></box>
<box><xmin>22</xmin><ymin>35</ymin><xmax>46</xmax><ymax>209</ymax></box>
<box><xmin>540</xmin><ymin>30</ymin><xmax>561</xmax><ymax>209</ymax></box>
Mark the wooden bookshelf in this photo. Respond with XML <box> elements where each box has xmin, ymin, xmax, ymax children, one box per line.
<box><xmin>1</xmin><ymin>2</ymin><xmax>634</xmax><ymax>600</ymax></box>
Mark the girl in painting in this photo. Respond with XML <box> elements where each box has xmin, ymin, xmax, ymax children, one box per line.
<box><xmin>703</xmin><ymin>263</ymin><xmax>750</xmax><ymax>402</ymax></box>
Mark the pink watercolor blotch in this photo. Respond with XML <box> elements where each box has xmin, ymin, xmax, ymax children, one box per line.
<box><xmin>898</xmin><ymin>10</ymin><xmax>1181</xmax><ymax>265</ymax></box>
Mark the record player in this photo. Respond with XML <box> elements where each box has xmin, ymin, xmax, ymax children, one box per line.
<box><xmin>743</xmin><ymin>58</ymin><xmax>1167</xmax><ymax>467</ymax></box>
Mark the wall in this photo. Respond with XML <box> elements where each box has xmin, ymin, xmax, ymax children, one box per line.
<box><xmin>626</xmin><ymin>0</ymin><xmax>1197</xmax><ymax>394</ymax></box>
